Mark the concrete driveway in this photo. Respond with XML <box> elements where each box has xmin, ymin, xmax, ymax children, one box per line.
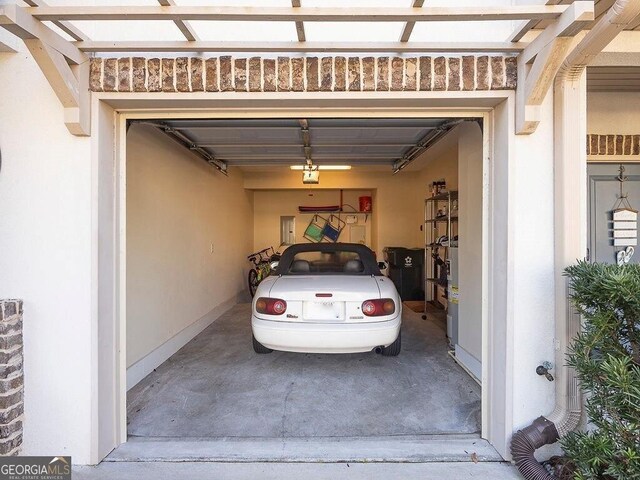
<box><xmin>75</xmin><ymin>461</ymin><xmax>522</xmax><ymax>480</ymax></box>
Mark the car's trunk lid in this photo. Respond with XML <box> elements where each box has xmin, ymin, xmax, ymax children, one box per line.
<box><xmin>267</xmin><ymin>275</ymin><xmax>382</xmax><ymax>323</ymax></box>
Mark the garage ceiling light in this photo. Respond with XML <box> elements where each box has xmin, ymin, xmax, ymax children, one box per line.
<box><xmin>290</xmin><ymin>165</ymin><xmax>352</xmax><ymax>171</ymax></box>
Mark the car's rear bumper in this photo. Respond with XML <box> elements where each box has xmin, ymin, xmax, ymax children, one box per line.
<box><xmin>251</xmin><ymin>315</ymin><xmax>401</xmax><ymax>354</ymax></box>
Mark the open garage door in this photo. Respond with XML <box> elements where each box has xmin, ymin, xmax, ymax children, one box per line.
<box><xmin>113</xmin><ymin>116</ymin><xmax>492</xmax><ymax>463</ymax></box>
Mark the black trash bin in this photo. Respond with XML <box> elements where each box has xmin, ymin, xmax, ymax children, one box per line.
<box><xmin>383</xmin><ymin>247</ymin><xmax>425</xmax><ymax>301</ymax></box>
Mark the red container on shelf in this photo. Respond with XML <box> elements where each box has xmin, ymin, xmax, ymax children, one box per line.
<box><xmin>359</xmin><ymin>196</ymin><xmax>372</xmax><ymax>212</ymax></box>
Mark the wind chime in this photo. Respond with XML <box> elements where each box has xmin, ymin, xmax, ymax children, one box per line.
<box><xmin>611</xmin><ymin>165</ymin><xmax>637</xmax><ymax>265</ymax></box>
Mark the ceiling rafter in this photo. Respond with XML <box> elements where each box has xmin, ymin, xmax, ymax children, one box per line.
<box><xmin>22</xmin><ymin>0</ymin><xmax>89</xmax><ymax>42</ymax></box>
<box><xmin>26</xmin><ymin>5</ymin><xmax>570</xmax><ymax>23</ymax></box>
<box><xmin>399</xmin><ymin>0</ymin><xmax>425</xmax><ymax>43</ymax></box>
<box><xmin>157</xmin><ymin>0</ymin><xmax>199</xmax><ymax>42</ymax></box>
<box><xmin>291</xmin><ymin>0</ymin><xmax>306</xmax><ymax>42</ymax></box>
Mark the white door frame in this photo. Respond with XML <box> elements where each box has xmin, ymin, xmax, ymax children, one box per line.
<box><xmin>92</xmin><ymin>90</ymin><xmax>516</xmax><ymax>463</ymax></box>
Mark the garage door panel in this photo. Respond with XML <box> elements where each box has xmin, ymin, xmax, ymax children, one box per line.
<box><xmin>188</xmin><ymin>129</ymin><xmax>302</xmax><ymax>145</ymax></box>
<box><xmin>310</xmin><ymin>128</ymin><xmax>427</xmax><ymax>144</ymax></box>
<box><xmin>313</xmin><ymin>145</ymin><xmax>408</xmax><ymax>156</ymax></box>
<box><xmin>214</xmin><ymin>145</ymin><xmax>305</xmax><ymax>157</ymax></box>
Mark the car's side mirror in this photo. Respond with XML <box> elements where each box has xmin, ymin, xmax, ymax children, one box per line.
<box><xmin>378</xmin><ymin>261</ymin><xmax>388</xmax><ymax>270</ymax></box>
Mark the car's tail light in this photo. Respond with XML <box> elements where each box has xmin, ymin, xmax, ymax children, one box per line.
<box><xmin>362</xmin><ymin>299</ymin><xmax>395</xmax><ymax>316</ymax></box>
<box><xmin>255</xmin><ymin>297</ymin><xmax>287</xmax><ymax>315</ymax></box>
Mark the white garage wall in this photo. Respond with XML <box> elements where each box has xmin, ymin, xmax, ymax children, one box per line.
<box><xmin>456</xmin><ymin>123</ymin><xmax>484</xmax><ymax>378</ymax></box>
<box><xmin>417</xmin><ymin>142</ymin><xmax>459</xmax><ymax>191</ymax></box>
<box><xmin>252</xmin><ymin>189</ymin><xmax>374</xmax><ymax>251</ymax></box>
<box><xmin>413</xmin><ymin>123</ymin><xmax>484</xmax><ymax>377</ymax></box>
<box><xmin>125</xmin><ymin>125</ymin><xmax>253</xmax><ymax>387</ymax></box>
<box><xmin>244</xmin><ymin>170</ymin><xmax>426</xmax><ymax>258</ymax></box>
<box><xmin>0</xmin><ymin>48</ymin><xmax>94</xmax><ymax>462</ymax></box>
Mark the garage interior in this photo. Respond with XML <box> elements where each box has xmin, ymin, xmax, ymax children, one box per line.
<box><xmin>120</xmin><ymin>117</ymin><xmax>486</xmax><ymax>459</ymax></box>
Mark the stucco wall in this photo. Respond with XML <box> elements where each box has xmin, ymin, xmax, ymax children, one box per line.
<box><xmin>1</xmin><ymin>47</ymin><xmax>561</xmax><ymax>465</ymax></box>
<box><xmin>126</xmin><ymin>125</ymin><xmax>253</xmax><ymax>369</ymax></box>
<box><xmin>0</xmin><ymin>47</ymin><xmax>94</xmax><ymax>462</ymax></box>
<box><xmin>511</xmin><ymin>92</ymin><xmax>557</xmax><ymax>438</ymax></box>
<box><xmin>587</xmin><ymin>92</ymin><xmax>640</xmax><ymax>135</ymax></box>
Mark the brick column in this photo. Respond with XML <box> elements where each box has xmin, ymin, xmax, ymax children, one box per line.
<box><xmin>0</xmin><ymin>300</ymin><xmax>23</xmax><ymax>456</ymax></box>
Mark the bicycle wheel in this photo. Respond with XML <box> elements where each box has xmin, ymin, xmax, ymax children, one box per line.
<box><xmin>248</xmin><ymin>268</ymin><xmax>260</xmax><ymax>298</ymax></box>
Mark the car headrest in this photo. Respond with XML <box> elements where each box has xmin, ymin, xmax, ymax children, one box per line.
<box><xmin>343</xmin><ymin>259</ymin><xmax>364</xmax><ymax>273</ymax></box>
<box><xmin>290</xmin><ymin>259</ymin><xmax>311</xmax><ymax>273</ymax></box>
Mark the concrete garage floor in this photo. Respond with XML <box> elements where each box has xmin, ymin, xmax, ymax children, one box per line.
<box><xmin>127</xmin><ymin>303</ymin><xmax>481</xmax><ymax>438</ymax></box>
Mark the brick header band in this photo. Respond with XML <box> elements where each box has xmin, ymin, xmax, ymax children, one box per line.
<box><xmin>587</xmin><ymin>134</ymin><xmax>640</xmax><ymax>156</ymax></box>
<box><xmin>89</xmin><ymin>55</ymin><xmax>517</xmax><ymax>93</ymax></box>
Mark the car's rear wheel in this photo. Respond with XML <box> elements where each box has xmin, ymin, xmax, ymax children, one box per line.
<box><xmin>381</xmin><ymin>331</ymin><xmax>401</xmax><ymax>356</ymax></box>
<box><xmin>252</xmin><ymin>334</ymin><xmax>273</xmax><ymax>354</ymax></box>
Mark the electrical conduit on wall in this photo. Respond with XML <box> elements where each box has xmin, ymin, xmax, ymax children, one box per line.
<box><xmin>511</xmin><ymin>1</ymin><xmax>640</xmax><ymax>479</ymax></box>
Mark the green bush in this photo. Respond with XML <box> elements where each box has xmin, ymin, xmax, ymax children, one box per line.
<box><xmin>561</xmin><ymin>261</ymin><xmax>640</xmax><ymax>480</ymax></box>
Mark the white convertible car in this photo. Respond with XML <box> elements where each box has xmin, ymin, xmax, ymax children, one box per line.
<box><xmin>251</xmin><ymin>243</ymin><xmax>402</xmax><ymax>356</ymax></box>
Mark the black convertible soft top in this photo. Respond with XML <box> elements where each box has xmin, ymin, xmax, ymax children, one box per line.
<box><xmin>275</xmin><ymin>242</ymin><xmax>381</xmax><ymax>276</ymax></box>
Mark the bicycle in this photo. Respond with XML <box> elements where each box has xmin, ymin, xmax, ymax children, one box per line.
<box><xmin>247</xmin><ymin>246</ymin><xmax>281</xmax><ymax>297</ymax></box>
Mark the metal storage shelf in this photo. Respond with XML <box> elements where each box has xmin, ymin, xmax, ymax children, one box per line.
<box><xmin>298</xmin><ymin>210</ymin><xmax>371</xmax><ymax>214</ymax></box>
<box><xmin>426</xmin><ymin>191</ymin><xmax>458</xmax><ymax>202</ymax></box>
<box><xmin>425</xmin><ymin>216</ymin><xmax>459</xmax><ymax>223</ymax></box>
<box><xmin>298</xmin><ymin>210</ymin><xmax>371</xmax><ymax>221</ymax></box>
<box><xmin>426</xmin><ymin>243</ymin><xmax>458</xmax><ymax>249</ymax></box>
<box><xmin>424</xmin><ymin>190</ymin><xmax>458</xmax><ymax>310</ymax></box>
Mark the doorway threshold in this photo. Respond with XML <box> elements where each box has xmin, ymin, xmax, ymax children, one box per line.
<box><xmin>106</xmin><ymin>434</ymin><xmax>503</xmax><ymax>463</ymax></box>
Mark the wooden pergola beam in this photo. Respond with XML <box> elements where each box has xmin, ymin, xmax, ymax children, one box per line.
<box><xmin>23</xmin><ymin>38</ymin><xmax>90</xmax><ymax>135</ymax></box>
<box><xmin>521</xmin><ymin>1</ymin><xmax>594</xmax><ymax>64</ymax></box>
<box><xmin>291</xmin><ymin>0</ymin><xmax>305</xmax><ymax>42</ymax></box>
<box><xmin>0</xmin><ymin>27</ymin><xmax>17</xmax><ymax>52</ymax></box>
<box><xmin>507</xmin><ymin>0</ymin><xmax>562</xmax><ymax>43</ymax></box>
<box><xmin>0</xmin><ymin>3</ymin><xmax>86</xmax><ymax>64</ymax></box>
<box><xmin>73</xmin><ymin>40</ymin><xmax>526</xmax><ymax>53</ymax></box>
<box><xmin>157</xmin><ymin>0</ymin><xmax>199</xmax><ymax>42</ymax></box>
<box><xmin>508</xmin><ymin>20</ymin><xmax>540</xmax><ymax>43</ymax></box>
<box><xmin>0</xmin><ymin>4</ymin><xmax>89</xmax><ymax>135</ymax></box>
<box><xmin>399</xmin><ymin>0</ymin><xmax>425</xmax><ymax>43</ymax></box>
<box><xmin>516</xmin><ymin>1</ymin><xmax>594</xmax><ymax>134</ymax></box>
<box><xmin>27</xmin><ymin>5</ymin><xmax>570</xmax><ymax>23</ymax></box>
<box><xmin>22</xmin><ymin>0</ymin><xmax>89</xmax><ymax>42</ymax></box>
